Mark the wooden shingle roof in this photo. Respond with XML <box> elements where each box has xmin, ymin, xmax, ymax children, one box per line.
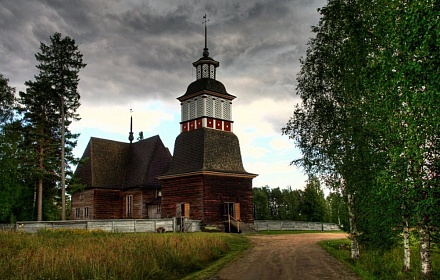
<box><xmin>74</xmin><ymin>135</ymin><xmax>172</xmax><ymax>190</ymax></box>
<box><xmin>178</xmin><ymin>78</ymin><xmax>236</xmax><ymax>101</ymax></box>
<box><xmin>162</xmin><ymin>128</ymin><xmax>255</xmax><ymax>177</ymax></box>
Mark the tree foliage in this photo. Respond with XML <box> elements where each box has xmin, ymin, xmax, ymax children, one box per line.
<box><xmin>252</xmin><ymin>183</ymin><xmax>343</xmax><ymax>223</ymax></box>
<box><xmin>283</xmin><ymin>0</ymin><xmax>440</xmax><ymax>276</ymax></box>
<box><xmin>0</xmin><ymin>75</ymin><xmax>36</xmax><ymax>222</ymax></box>
<box><xmin>0</xmin><ymin>33</ymin><xmax>85</xmax><ymax>222</ymax></box>
<box><xmin>19</xmin><ymin>32</ymin><xmax>85</xmax><ymax>221</ymax></box>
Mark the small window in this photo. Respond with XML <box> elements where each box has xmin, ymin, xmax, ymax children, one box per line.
<box><xmin>126</xmin><ymin>195</ymin><xmax>133</xmax><ymax>218</ymax></box>
<box><xmin>75</xmin><ymin>208</ymin><xmax>80</xmax><ymax>218</ymax></box>
<box><xmin>84</xmin><ymin>207</ymin><xmax>89</xmax><ymax>218</ymax></box>
<box><xmin>155</xmin><ymin>189</ymin><xmax>162</xmax><ymax>198</ymax></box>
<box><xmin>79</xmin><ymin>193</ymin><xmax>84</xmax><ymax>200</ymax></box>
<box><xmin>156</xmin><ymin>204</ymin><xmax>161</xmax><ymax>214</ymax></box>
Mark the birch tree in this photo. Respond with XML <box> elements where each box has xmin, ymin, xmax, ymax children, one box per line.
<box><xmin>367</xmin><ymin>0</ymin><xmax>440</xmax><ymax>275</ymax></box>
<box><xmin>282</xmin><ymin>0</ymin><xmax>378</xmax><ymax>259</ymax></box>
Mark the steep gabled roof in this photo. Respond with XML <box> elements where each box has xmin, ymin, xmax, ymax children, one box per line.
<box><xmin>123</xmin><ymin>135</ymin><xmax>171</xmax><ymax>188</ymax></box>
<box><xmin>74</xmin><ymin>135</ymin><xmax>171</xmax><ymax>190</ymax></box>
<box><xmin>162</xmin><ymin>128</ymin><xmax>255</xmax><ymax>177</ymax></box>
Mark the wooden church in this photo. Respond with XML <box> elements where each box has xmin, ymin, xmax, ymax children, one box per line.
<box><xmin>71</xmin><ymin>23</ymin><xmax>257</xmax><ymax>229</ymax></box>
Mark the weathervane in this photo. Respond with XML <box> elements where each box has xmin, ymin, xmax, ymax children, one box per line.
<box><xmin>202</xmin><ymin>14</ymin><xmax>210</xmax><ymax>57</ymax></box>
<box><xmin>128</xmin><ymin>108</ymin><xmax>134</xmax><ymax>143</ymax></box>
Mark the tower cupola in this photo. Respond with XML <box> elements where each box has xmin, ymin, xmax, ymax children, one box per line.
<box><xmin>193</xmin><ymin>15</ymin><xmax>219</xmax><ymax>80</ymax></box>
<box><xmin>178</xmin><ymin>15</ymin><xmax>236</xmax><ymax>133</ymax></box>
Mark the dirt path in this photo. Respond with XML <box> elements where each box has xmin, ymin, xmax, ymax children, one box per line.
<box><xmin>210</xmin><ymin>233</ymin><xmax>360</xmax><ymax>280</ymax></box>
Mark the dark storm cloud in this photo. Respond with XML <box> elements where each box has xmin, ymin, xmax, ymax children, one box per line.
<box><xmin>0</xmin><ymin>0</ymin><xmax>325</xmax><ymax>105</ymax></box>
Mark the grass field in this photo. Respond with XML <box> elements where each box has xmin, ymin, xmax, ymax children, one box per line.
<box><xmin>0</xmin><ymin>229</ymin><xmax>250</xmax><ymax>280</ymax></box>
<box><xmin>320</xmin><ymin>239</ymin><xmax>440</xmax><ymax>280</ymax></box>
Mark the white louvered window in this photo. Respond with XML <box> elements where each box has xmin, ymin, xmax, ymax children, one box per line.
<box><xmin>190</xmin><ymin>99</ymin><xmax>196</xmax><ymax>119</ymax></box>
<box><xmin>202</xmin><ymin>64</ymin><xmax>209</xmax><ymax>78</ymax></box>
<box><xmin>210</xmin><ymin>65</ymin><xmax>215</xmax><ymax>79</ymax></box>
<box><xmin>197</xmin><ymin>65</ymin><xmax>202</xmax><ymax>79</ymax></box>
<box><xmin>198</xmin><ymin>97</ymin><xmax>203</xmax><ymax>117</ymax></box>
<box><xmin>181</xmin><ymin>102</ymin><xmax>189</xmax><ymax>121</ymax></box>
<box><xmin>224</xmin><ymin>101</ymin><xmax>231</xmax><ymax>120</ymax></box>
<box><xmin>215</xmin><ymin>98</ymin><xmax>222</xmax><ymax>118</ymax></box>
<box><xmin>206</xmin><ymin>97</ymin><xmax>213</xmax><ymax>117</ymax></box>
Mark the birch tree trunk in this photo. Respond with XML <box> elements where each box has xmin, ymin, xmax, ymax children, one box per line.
<box><xmin>402</xmin><ymin>219</ymin><xmax>411</xmax><ymax>271</ymax></box>
<box><xmin>347</xmin><ymin>193</ymin><xmax>359</xmax><ymax>259</ymax></box>
<box><xmin>419</xmin><ymin>219</ymin><xmax>432</xmax><ymax>277</ymax></box>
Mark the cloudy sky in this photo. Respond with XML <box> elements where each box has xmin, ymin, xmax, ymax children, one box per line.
<box><xmin>1</xmin><ymin>0</ymin><xmax>326</xmax><ymax>190</ymax></box>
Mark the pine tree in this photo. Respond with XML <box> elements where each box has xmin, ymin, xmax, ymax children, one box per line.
<box><xmin>19</xmin><ymin>33</ymin><xmax>86</xmax><ymax>221</ymax></box>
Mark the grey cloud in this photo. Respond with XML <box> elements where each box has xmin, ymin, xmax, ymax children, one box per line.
<box><xmin>1</xmin><ymin>0</ymin><xmax>325</xmax><ymax>109</ymax></box>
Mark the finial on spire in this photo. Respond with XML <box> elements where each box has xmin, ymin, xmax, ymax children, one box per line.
<box><xmin>128</xmin><ymin>108</ymin><xmax>134</xmax><ymax>143</ymax></box>
<box><xmin>202</xmin><ymin>14</ymin><xmax>210</xmax><ymax>57</ymax></box>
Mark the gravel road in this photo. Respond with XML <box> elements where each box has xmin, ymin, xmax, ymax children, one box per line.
<box><xmin>209</xmin><ymin>233</ymin><xmax>360</xmax><ymax>280</ymax></box>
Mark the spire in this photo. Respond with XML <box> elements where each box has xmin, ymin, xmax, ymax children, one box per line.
<box><xmin>128</xmin><ymin>109</ymin><xmax>134</xmax><ymax>143</ymax></box>
<box><xmin>202</xmin><ymin>14</ymin><xmax>210</xmax><ymax>57</ymax></box>
<box><xmin>192</xmin><ymin>14</ymin><xmax>219</xmax><ymax>80</ymax></box>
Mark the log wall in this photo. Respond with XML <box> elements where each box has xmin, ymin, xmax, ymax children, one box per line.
<box><xmin>203</xmin><ymin>175</ymin><xmax>253</xmax><ymax>224</ymax></box>
<box><xmin>160</xmin><ymin>174</ymin><xmax>253</xmax><ymax>224</ymax></box>
<box><xmin>160</xmin><ymin>176</ymin><xmax>204</xmax><ymax>220</ymax></box>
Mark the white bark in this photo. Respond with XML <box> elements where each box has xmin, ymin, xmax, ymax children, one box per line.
<box><xmin>419</xmin><ymin>221</ymin><xmax>432</xmax><ymax>277</ymax></box>
<box><xmin>402</xmin><ymin>219</ymin><xmax>411</xmax><ymax>271</ymax></box>
<box><xmin>347</xmin><ymin>193</ymin><xmax>359</xmax><ymax>259</ymax></box>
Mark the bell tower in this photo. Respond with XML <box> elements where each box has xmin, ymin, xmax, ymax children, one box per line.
<box><xmin>159</xmin><ymin>15</ymin><xmax>257</xmax><ymax>229</ymax></box>
<box><xmin>179</xmin><ymin>15</ymin><xmax>235</xmax><ymax>133</ymax></box>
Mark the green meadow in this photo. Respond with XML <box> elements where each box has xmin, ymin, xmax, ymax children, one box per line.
<box><xmin>0</xmin><ymin>229</ymin><xmax>249</xmax><ymax>280</ymax></box>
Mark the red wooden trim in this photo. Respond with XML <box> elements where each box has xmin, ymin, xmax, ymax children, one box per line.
<box><xmin>182</xmin><ymin>122</ymin><xmax>188</xmax><ymax>132</ymax></box>
<box><xmin>215</xmin><ymin>119</ymin><xmax>222</xmax><ymax>130</ymax></box>
<box><xmin>189</xmin><ymin>120</ymin><xmax>196</xmax><ymax>131</ymax></box>
<box><xmin>224</xmin><ymin>121</ymin><xmax>231</xmax><ymax>132</ymax></box>
<box><xmin>207</xmin><ymin>118</ymin><xmax>214</xmax><ymax>128</ymax></box>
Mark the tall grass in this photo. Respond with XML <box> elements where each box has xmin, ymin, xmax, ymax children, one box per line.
<box><xmin>0</xmin><ymin>229</ymin><xmax>248</xmax><ymax>280</ymax></box>
<box><xmin>320</xmin><ymin>239</ymin><xmax>440</xmax><ymax>280</ymax></box>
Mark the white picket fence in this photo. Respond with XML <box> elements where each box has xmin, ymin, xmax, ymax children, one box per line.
<box><xmin>254</xmin><ymin>220</ymin><xmax>341</xmax><ymax>231</ymax></box>
<box><xmin>0</xmin><ymin>224</ymin><xmax>15</xmax><ymax>231</ymax></box>
<box><xmin>10</xmin><ymin>219</ymin><xmax>341</xmax><ymax>233</ymax></box>
<box><xmin>15</xmin><ymin>218</ymin><xmax>201</xmax><ymax>233</ymax></box>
